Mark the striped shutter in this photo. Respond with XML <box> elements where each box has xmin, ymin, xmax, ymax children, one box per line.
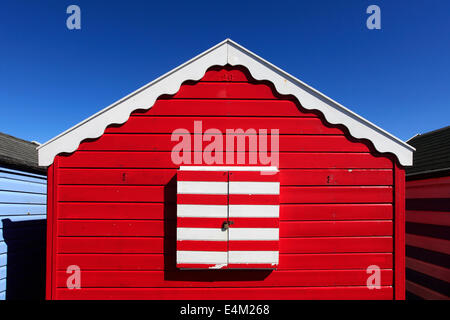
<box><xmin>228</xmin><ymin>171</ymin><xmax>280</xmax><ymax>268</ymax></box>
<box><xmin>176</xmin><ymin>168</ymin><xmax>279</xmax><ymax>269</ymax></box>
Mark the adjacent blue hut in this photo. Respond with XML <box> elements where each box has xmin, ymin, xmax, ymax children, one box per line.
<box><xmin>0</xmin><ymin>132</ymin><xmax>47</xmax><ymax>300</ymax></box>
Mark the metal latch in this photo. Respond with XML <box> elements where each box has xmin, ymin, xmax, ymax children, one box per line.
<box><xmin>222</xmin><ymin>220</ymin><xmax>234</xmax><ymax>230</ymax></box>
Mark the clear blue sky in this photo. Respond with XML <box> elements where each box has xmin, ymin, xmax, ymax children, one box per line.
<box><xmin>1</xmin><ymin>0</ymin><xmax>449</xmax><ymax>143</ymax></box>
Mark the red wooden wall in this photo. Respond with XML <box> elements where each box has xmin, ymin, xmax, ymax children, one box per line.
<box><xmin>405</xmin><ymin>176</ymin><xmax>450</xmax><ymax>299</ymax></box>
<box><xmin>46</xmin><ymin>66</ymin><xmax>404</xmax><ymax>300</ymax></box>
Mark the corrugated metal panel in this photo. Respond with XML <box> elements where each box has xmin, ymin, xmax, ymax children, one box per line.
<box><xmin>0</xmin><ymin>166</ymin><xmax>46</xmax><ymax>300</ymax></box>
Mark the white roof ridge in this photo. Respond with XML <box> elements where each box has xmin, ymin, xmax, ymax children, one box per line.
<box><xmin>38</xmin><ymin>39</ymin><xmax>414</xmax><ymax>166</ymax></box>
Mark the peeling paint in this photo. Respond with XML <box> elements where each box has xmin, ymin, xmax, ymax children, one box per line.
<box><xmin>209</xmin><ymin>264</ymin><xmax>227</xmax><ymax>269</ymax></box>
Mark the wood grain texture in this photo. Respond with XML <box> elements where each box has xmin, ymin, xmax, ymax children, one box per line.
<box><xmin>48</xmin><ymin>67</ymin><xmax>397</xmax><ymax>300</ymax></box>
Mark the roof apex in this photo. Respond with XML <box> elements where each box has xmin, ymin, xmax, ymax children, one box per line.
<box><xmin>38</xmin><ymin>39</ymin><xmax>414</xmax><ymax>166</ymax></box>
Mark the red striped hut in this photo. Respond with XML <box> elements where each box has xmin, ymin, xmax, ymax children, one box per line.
<box><xmin>38</xmin><ymin>39</ymin><xmax>414</xmax><ymax>300</ymax></box>
<box><xmin>404</xmin><ymin>126</ymin><xmax>450</xmax><ymax>300</ymax></box>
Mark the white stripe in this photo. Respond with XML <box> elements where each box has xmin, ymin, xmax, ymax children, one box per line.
<box><xmin>229</xmin><ymin>205</ymin><xmax>279</xmax><ymax>217</ymax></box>
<box><xmin>177</xmin><ymin>204</ymin><xmax>228</xmax><ymax>218</ymax></box>
<box><xmin>229</xmin><ymin>228</ymin><xmax>279</xmax><ymax>240</ymax></box>
<box><xmin>177</xmin><ymin>251</ymin><xmax>227</xmax><ymax>264</ymax></box>
<box><xmin>180</xmin><ymin>166</ymin><xmax>278</xmax><ymax>172</ymax></box>
<box><xmin>229</xmin><ymin>251</ymin><xmax>279</xmax><ymax>264</ymax></box>
<box><xmin>177</xmin><ymin>228</ymin><xmax>228</xmax><ymax>241</ymax></box>
<box><xmin>229</xmin><ymin>182</ymin><xmax>280</xmax><ymax>195</ymax></box>
<box><xmin>177</xmin><ymin>181</ymin><xmax>228</xmax><ymax>194</ymax></box>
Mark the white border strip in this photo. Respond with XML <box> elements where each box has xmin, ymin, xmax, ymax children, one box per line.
<box><xmin>229</xmin><ymin>228</ymin><xmax>279</xmax><ymax>241</ymax></box>
<box><xmin>177</xmin><ymin>204</ymin><xmax>228</xmax><ymax>218</ymax></box>
<box><xmin>177</xmin><ymin>228</ymin><xmax>227</xmax><ymax>241</ymax></box>
<box><xmin>177</xmin><ymin>181</ymin><xmax>228</xmax><ymax>194</ymax></box>
<box><xmin>228</xmin><ymin>251</ymin><xmax>279</xmax><ymax>264</ymax></box>
<box><xmin>229</xmin><ymin>182</ymin><xmax>280</xmax><ymax>195</ymax></box>
<box><xmin>229</xmin><ymin>205</ymin><xmax>279</xmax><ymax>218</ymax></box>
<box><xmin>177</xmin><ymin>251</ymin><xmax>227</xmax><ymax>264</ymax></box>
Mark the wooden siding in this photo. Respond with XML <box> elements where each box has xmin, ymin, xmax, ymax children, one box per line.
<box><xmin>0</xmin><ymin>166</ymin><xmax>46</xmax><ymax>300</ymax></box>
<box><xmin>405</xmin><ymin>176</ymin><xmax>450</xmax><ymax>300</ymax></box>
<box><xmin>48</xmin><ymin>66</ymin><xmax>399</xmax><ymax>300</ymax></box>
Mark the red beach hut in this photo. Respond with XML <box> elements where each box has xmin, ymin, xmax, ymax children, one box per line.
<box><xmin>38</xmin><ymin>39</ymin><xmax>414</xmax><ymax>300</ymax></box>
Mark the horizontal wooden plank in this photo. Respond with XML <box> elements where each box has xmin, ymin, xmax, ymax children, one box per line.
<box><xmin>59</xmin><ymin>169</ymin><xmax>176</xmax><ymax>185</ymax></box>
<box><xmin>405</xmin><ymin>280</ymin><xmax>448</xmax><ymax>300</ymax></box>
<box><xmin>281</xmin><ymin>169</ymin><xmax>392</xmax><ymax>186</ymax></box>
<box><xmin>57</xmin><ymin>236</ymin><xmax>392</xmax><ymax>254</ymax></box>
<box><xmin>280</xmin><ymin>221</ymin><xmax>392</xmax><ymax>237</ymax></box>
<box><xmin>280</xmin><ymin>237</ymin><xmax>392</xmax><ymax>253</ymax></box>
<box><xmin>0</xmin><ymin>203</ymin><xmax>46</xmax><ymax>216</ymax></box>
<box><xmin>0</xmin><ymin>176</ymin><xmax>46</xmax><ymax>194</ymax></box>
<box><xmin>57</xmin><ymin>220</ymin><xmax>391</xmax><ymax>237</ymax></box>
<box><xmin>171</xmin><ymin>82</ymin><xmax>279</xmax><ymax>99</ymax></box>
<box><xmin>406</xmin><ymin>210</ymin><xmax>450</xmax><ymax>226</ymax></box>
<box><xmin>280</xmin><ymin>204</ymin><xmax>392</xmax><ymax>220</ymax></box>
<box><xmin>55</xmin><ymin>269</ymin><xmax>393</xmax><ymax>288</ymax></box>
<box><xmin>105</xmin><ymin>117</ymin><xmax>339</xmax><ymax>134</ymax></box>
<box><xmin>0</xmin><ymin>190</ymin><xmax>46</xmax><ymax>205</ymax></box>
<box><xmin>58</xmin><ymin>220</ymin><xmax>165</xmax><ymax>237</ymax></box>
<box><xmin>55</xmin><ymin>286</ymin><xmax>393</xmax><ymax>300</ymax></box>
<box><xmin>77</xmin><ymin>134</ymin><xmax>369</xmax><ymax>152</ymax></box>
<box><xmin>56</xmin><ymin>253</ymin><xmax>392</xmax><ymax>270</ymax></box>
<box><xmin>57</xmin><ymin>152</ymin><xmax>393</xmax><ymax>169</ymax></box>
<box><xmin>58</xmin><ymin>168</ymin><xmax>392</xmax><ymax>186</ymax></box>
<box><xmin>406</xmin><ymin>177</ymin><xmax>450</xmax><ymax>198</ymax></box>
<box><xmin>58</xmin><ymin>203</ymin><xmax>168</xmax><ymax>219</ymax></box>
<box><xmin>58</xmin><ymin>186</ymin><xmax>170</xmax><ymax>202</ymax></box>
<box><xmin>280</xmin><ymin>186</ymin><xmax>392</xmax><ymax>203</ymax></box>
<box><xmin>57</xmin><ymin>185</ymin><xmax>392</xmax><ymax>203</ymax></box>
<box><xmin>0</xmin><ymin>170</ymin><xmax>46</xmax><ymax>184</ymax></box>
<box><xmin>406</xmin><ymin>234</ymin><xmax>450</xmax><ymax>255</ymax></box>
<box><xmin>57</xmin><ymin>203</ymin><xmax>392</xmax><ymax>221</ymax></box>
<box><xmin>139</xmin><ymin>99</ymin><xmax>312</xmax><ymax>117</ymax></box>
<box><xmin>406</xmin><ymin>176</ymin><xmax>450</xmax><ymax>188</ymax></box>
<box><xmin>406</xmin><ymin>257</ymin><xmax>450</xmax><ymax>283</ymax></box>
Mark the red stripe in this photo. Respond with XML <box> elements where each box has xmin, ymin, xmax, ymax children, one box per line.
<box><xmin>177</xmin><ymin>171</ymin><xmax>228</xmax><ymax>182</ymax></box>
<box><xmin>176</xmin><ymin>241</ymin><xmax>227</xmax><ymax>251</ymax></box>
<box><xmin>177</xmin><ymin>194</ymin><xmax>228</xmax><ymax>205</ymax></box>
<box><xmin>229</xmin><ymin>171</ymin><xmax>279</xmax><ymax>182</ymax></box>
<box><xmin>177</xmin><ymin>217</ymin><xmax>279</xmax><ymax>228</ymax></box>
<box><xmin>229</xmin><ymin>194</ymin><xmax>279</xmax><ymax>205</ymax></box>
<box><xmin>228</xmin><ymin>240</ymin><xmax>279</xmax><ymax>251</ymax></box>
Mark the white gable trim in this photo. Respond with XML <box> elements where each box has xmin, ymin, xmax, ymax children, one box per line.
<box><xmin>37</xmin><ymin>39</ymin><xmax>414</xmax><ymax>166</ymax></box>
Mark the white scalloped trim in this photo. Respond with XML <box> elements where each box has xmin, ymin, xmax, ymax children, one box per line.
<box><xmin>37</xmin><ymin>39</ymin><xmax>414</xmax><ymax>167</ymax></box>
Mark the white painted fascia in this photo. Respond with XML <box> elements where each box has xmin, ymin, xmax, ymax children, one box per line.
<box><xmin>38</xmin><ymin>39</ymin><xmax>414</xmax><ymax>167</ymax></box>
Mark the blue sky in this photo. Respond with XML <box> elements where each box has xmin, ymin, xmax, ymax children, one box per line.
<box><xmin>0</xmin><ymin>0</ymin><xmax>449</xmax><ymax>143</ymax></box>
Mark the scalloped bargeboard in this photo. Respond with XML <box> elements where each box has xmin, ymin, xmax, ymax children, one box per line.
<box><xmin>37</xmin><ymin>39</ymin><xmax>414</xmax><ymax>167</ymax></box>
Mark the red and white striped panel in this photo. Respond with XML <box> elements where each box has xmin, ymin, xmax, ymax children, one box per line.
<box><xmin>228</xmin><ymin>170</ymin><xmax>280</xmax><ymax>269</ymax></box>
<box><xmin>176</xmin><ymin>167</ymin><xmax>279</xmax><ymax>269</ymax></box>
